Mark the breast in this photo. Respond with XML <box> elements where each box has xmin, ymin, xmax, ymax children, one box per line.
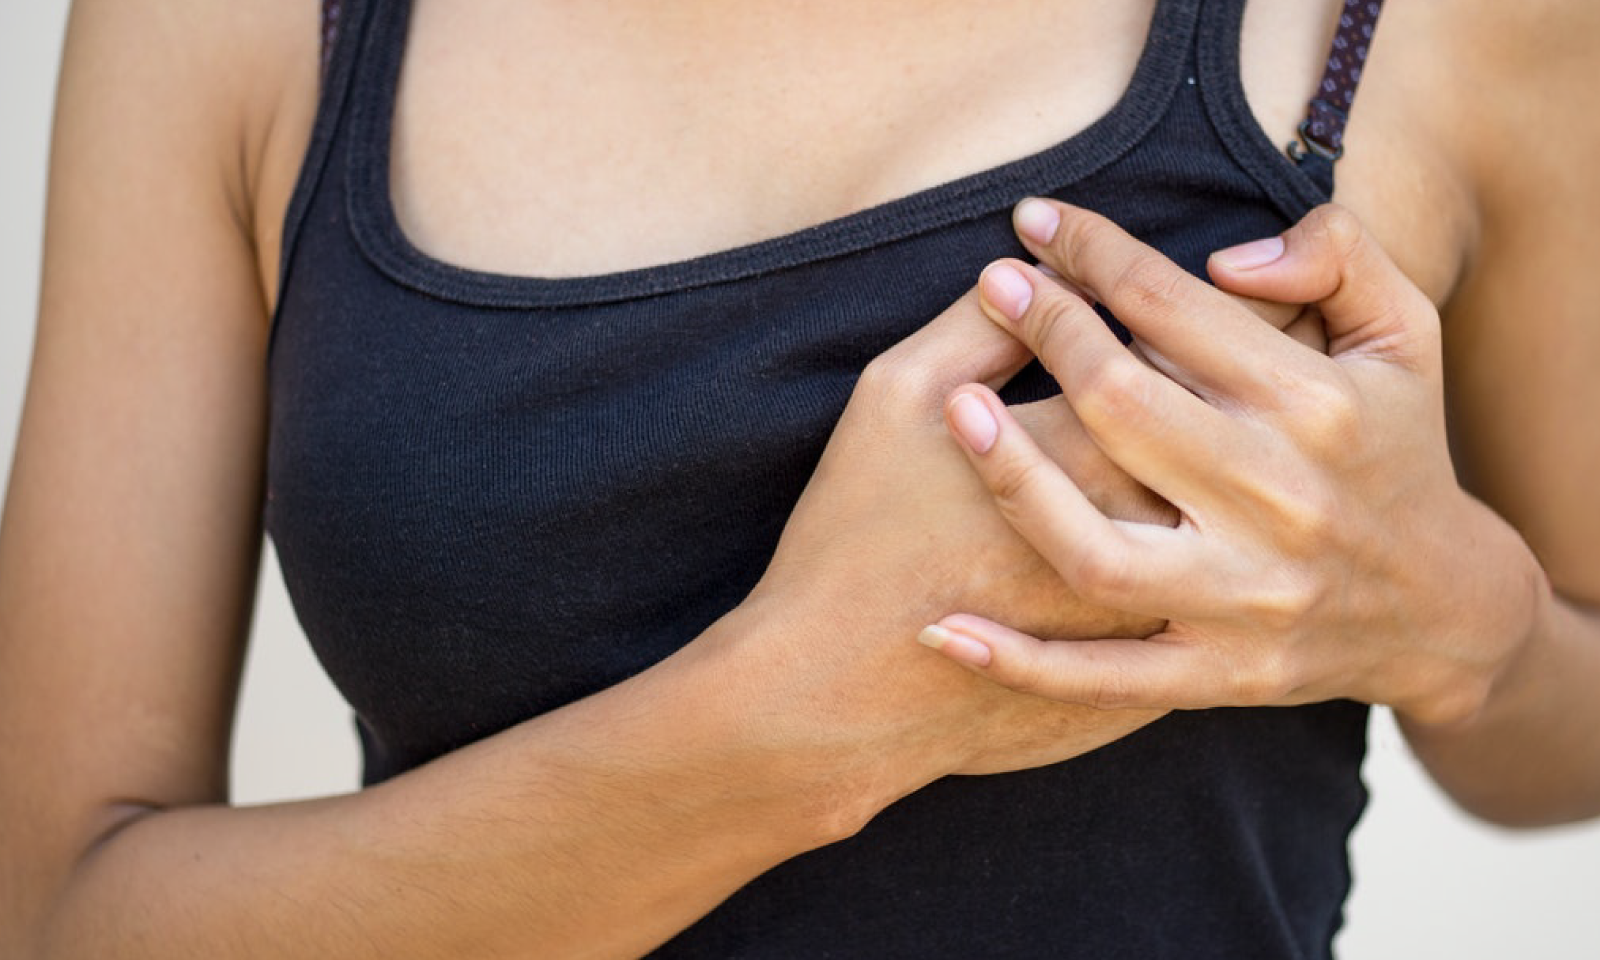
<box><xmin>264</xmin><ymin>224</ymin><xmax>998</xmax><ymax>780</ymax></box>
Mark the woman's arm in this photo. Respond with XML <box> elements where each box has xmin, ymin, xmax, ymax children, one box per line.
<box><xmin>0</xmin><ymin>3</ymin><xmax>820</xmax><ymax>956</ymax></box>
<box><xmin>1386</xmin><ymin>0</ymin><xmax>1600</xmax><ymax>826</ymax></box>
<box><xmin>2</xmin><ymin>3</ymin><xmax>1173</xmax><ymax>956</ymax></box>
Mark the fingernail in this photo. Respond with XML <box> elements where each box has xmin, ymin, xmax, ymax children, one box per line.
<box><xmin>1212</xmin><ymin>236</ymin><xmax>1285</xmax><ymax>270</ymax></box>
<box><xmin>1014</xmin><ymin>198</ymin><xmax>1061</xmax><ymax>244</ymax></box>
<box><xmin>916</xmin><ymin>624</ymin><xmax>993</xmax><ymax>668</ymax></box>
<box><xmin>947</xmin><ymin>393</ymin><xmax>999</xmax><ymax>455</ymax></box>
<box><xmin>979</xmin><ymin>262</ymin><xmax>1033</xmax><ymax>321</ymax></box>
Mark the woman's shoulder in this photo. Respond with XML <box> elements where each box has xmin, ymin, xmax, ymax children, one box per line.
<box><xmin>1324</xmin><ymin>0</ymin><xmax>1600</xmax><ymax>306</ymax></box>
<box><xmin>1383</xmin><ymin>0</ymin><xmax>1600</xmax><ymax>194</ymax></box>
<box><xmin>65</xmin><ymin>0</ymin><xmax>323</xmax><ymax>307</ymax></box>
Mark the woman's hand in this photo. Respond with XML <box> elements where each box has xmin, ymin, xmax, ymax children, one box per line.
<box><xmin>729</xmin><ymin>284</ymin><xmax>1174</xmax><ymax>794</ymax></box>
<box><xmin>734</xmin><ymin>217</ymin><xmax>1336</xmax><ymax>795</ymax></box>
<box><xmin>918</xmin><ymin>201</ymin><xmax>1544</xmax><ymax>729</ymax></box>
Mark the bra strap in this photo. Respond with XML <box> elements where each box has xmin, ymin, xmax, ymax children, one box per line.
<box><xmin>321</xmin><ymin>0</ymin><xmax>345</xmax><ymax>78</ymax></box>
<box><xmin>1289</xmin><ymin>0</ymin><xmax>1384</xmax><ymax>165</ymax></box>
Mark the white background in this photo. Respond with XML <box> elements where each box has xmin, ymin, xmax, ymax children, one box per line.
<box><xmin>4</xmin><ymin>4</ymin><xmax>1599</xmax><ymax>956</ymax></box>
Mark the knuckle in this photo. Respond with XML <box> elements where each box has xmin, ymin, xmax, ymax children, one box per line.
<box><xmin>1399</xmin><ymin>292</ymin><xmax>1444</xmax><ymax>359</ymax></box>
<box><xmin>856</xmin><ymin>352</ymin><xmax>933</xmax><ymax>412</ymax></box>
<box><xmin>1309</xmin><ymin>203</ymin><xmax>1365</xmax><ymax>260</ymax></box>
<box><xmin>989</xmin><ymin>454</ymin><xmax>1049</xmax><ymax>516</ymax></box>
<box><xmin>1019</xmin><ymin>288</ymin><xmax>1079</xmax><ymax>365</ymax></box>
<box><xmin>1000</xmin><ymin>651</ymin><xmax>1047</xmax><ymax>698</ymax></box>
<box><xmin>1052</xmin><ymin>209</ymin><xmax>1113</xmax><ymax>276</ymax></box>
<box><xmin>1232</xmin><ymin>651</ymin><xmax>1295</xmax><ymax>704</ymax></box>
<box><xmin>1086</xmin><ymin>663</ymin><xmax>1136</xmax><ymax>711</ymax></box>
<box><xmin>1111</xmin><ymin>254</ymin><xmax>1188</xmax><ymax>319</ymax></box>
<box><xmin>1267</xmin><ymin>481</ymin><xmax>1340</xmax><ymax>550</ymax></box>
<box><xmin>1243</xmin><ymin>578</ymin><xmax>1319</xmax><ymax>631</ymax></box>
<box><xmin>1072</xmin><ymin>357</ymin><xmax>1149</xmax><ymax>429</ymax></box>
<box><xmin>1290</xmin><ymin>375</ymin><xmax>1361</xmax><ymax>451</ymax></box>
<box><xmin>1067</xmin><ymin>546</ymin><xmax>1137</xmax><ymax>608</ymax></box>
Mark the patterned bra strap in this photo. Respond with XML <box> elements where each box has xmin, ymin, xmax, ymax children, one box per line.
<box><xmin>1289</xmin><ymin>0</ymin><xmax>1386</xmax><ymax>164</ymax></box>
<box><xmin>321</xmin><ymin>0</ymin><xmax>344</xmax><ymax>78</ymax></box>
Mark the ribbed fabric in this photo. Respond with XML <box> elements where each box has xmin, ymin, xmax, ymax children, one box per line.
<box><xmin>268</xmin><ymin>1</ymin><xmax>1371</xmax><ymax>955</ymax></box>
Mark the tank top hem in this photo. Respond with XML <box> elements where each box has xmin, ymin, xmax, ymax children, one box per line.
<box><xmin>1196</xmin><ymin>0</ymin><xmax>1334</xmax><ymax>219</ymax></box>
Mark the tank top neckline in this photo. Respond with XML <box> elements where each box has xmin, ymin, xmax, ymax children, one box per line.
<box><xmin>341</xmin><ymin>0</ymin><xmax>1225</xmax><ymax>309</ymax></box>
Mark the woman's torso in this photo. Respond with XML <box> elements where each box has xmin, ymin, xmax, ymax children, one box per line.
<box><xmin>252</xmin><ymin>0</ymin><xmax>1479</xmax><ymax>955</ymax></box>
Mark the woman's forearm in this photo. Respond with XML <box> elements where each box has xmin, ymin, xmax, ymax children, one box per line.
<box><xmin>1400</xmin><ymin>572</ymin><xmax>1600</xmax><ymax>828</ymax></box>
<box><xmin>7</xmin><ymin>258</ymin><xmax>1170</xmax><ymax>958</ymax></box>
<box><xmin>35</xmin><ymin>612</ymin><xmax>863</xmax><ymax>960</ymax></box>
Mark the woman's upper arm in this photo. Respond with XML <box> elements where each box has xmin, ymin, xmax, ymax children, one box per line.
<box><xmin>0</xmin><ymin>0</ymin><xmax>308</xmax><ymax>928</ymax></box>
<box><xmin>1440</xmin><ymin>0</ymin><xmax>1600</xmax><ymax>605</ymax></box>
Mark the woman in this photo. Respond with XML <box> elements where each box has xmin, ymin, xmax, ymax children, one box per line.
<box><xmin>2</xmin><ymin>0</ymin><xmax>1596</xmax><ymax>957</ymax></box>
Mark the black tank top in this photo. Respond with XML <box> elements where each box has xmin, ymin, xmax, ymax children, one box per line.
<box><xmin>268</xmin><ymin>1</ymin><xmax>1372</xmax><ymax>955</ymax></box>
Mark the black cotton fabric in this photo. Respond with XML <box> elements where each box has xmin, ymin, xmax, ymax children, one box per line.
<box><xmin>266</xmin><ymin>0</ymin><xmax>1368</xmax><ymax>956</ymax></box>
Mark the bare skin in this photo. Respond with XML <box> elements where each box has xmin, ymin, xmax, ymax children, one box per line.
<box><xmin>931</xmin><ymin>203</ymin><xmax>1600</xmax><ymax>828</ymax></box>
<box><xmin>1</xmin><ymin>0</ymin><xmax>1597</xmax><ymax>957</ymax></box>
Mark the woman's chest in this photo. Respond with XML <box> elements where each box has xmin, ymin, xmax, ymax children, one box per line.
<box><xmin>262</xmin><ymin>0</ymin><xmax>1468</xmax><ymax>771</ymax></box>
<box><xmin>256</xmin><ymin>0</ymin><xmax>1474</xmax><ymax>308</ymax></box>
<box><xmin>390</xmin><ymin>0</ymin><xmax>1467</xmax><ymax>296</ymax></box>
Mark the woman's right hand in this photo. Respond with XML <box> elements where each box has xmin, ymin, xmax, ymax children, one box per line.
<box><xmin>721</xmin><ymin>285</ymin><xmax>1173</xmax><ymax>805</ymax></box>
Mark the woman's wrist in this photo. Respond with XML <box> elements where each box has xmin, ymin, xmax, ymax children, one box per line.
<box><xmin>1395</xmin><ymin>492</ymin><xmax>1550</xmax><ymax>734</ymax></box>
<box><xmin>1391</xmin><ymin>544</ymin><xmax>1600</xmax><ymax>825</ymax></box>
<box><xmin>682</xmin><ymin>597</ymin><xmax>947</xmax><ymax>846</ymax></box>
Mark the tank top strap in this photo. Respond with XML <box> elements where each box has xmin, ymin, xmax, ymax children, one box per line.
<box><xmin>1192</xmin><ymin>0</ymin><xmax>1325</xmax><ymax>218</ymax></box>
<box><xmin>1191</xmin><ymin>0</ymin><xmax>1382</xmax><ymax>216</ymax></box>
<box><xmin>275</xmin><ymin>0</ymin><xmax>372</xmax><ymax>318</ymax></box>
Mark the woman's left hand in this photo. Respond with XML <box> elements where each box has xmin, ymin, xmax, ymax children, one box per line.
<box><xmin>919</xmin><ymin>200</ymin><xmax>1546</xmax><ymax>728</ymax></box>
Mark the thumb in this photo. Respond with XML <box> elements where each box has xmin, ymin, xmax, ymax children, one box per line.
<box><xmin>1205</xmin><ymin>204</ymin><xmax>1438</xmax><ymax>364</ymax></box>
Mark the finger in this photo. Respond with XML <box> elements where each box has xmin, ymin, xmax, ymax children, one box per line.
<box><xmin>1010</xmin><ymin>199</ymin><xmax>1315</xmax><ymax>407</ymax></box>
<box><xmin>973</xmin><ymin>261</ymin><xmax>1256</xmax><ymax>514</ymax></box>
<box><xmin>1223</xmin><ymin>292</ymin><xmax>1302</xmax><ymax>335</ymax></box>
<box><xmin>1130</xmin><ymin>295</ymin><xmax>1327</xmax><ymax>391</ymax></box>
<box><xmin>1132</xmin><ymin>320</ymin><xmax>1327</xmax><ymax>385</ymax></box>
<box><xmin>916</xmin><ymin>616</ymin><xmax>1234</xmax><ymax>711</ymax></box>
<box><xmin>1280</xmin><ymin>307</ymin><xmax>1330</xmax><ymax>354</ymax></box>
<box><xmin>1008</xmin><ymin>398</ymin><xmax>1176</xmax><ymax>527</ymax></box>
<box><xmin>1039</xmin><ymin>263</ymin><xmax>1314</xmax><ymax>367</ymax></box>
<box><xmin>1207</xmin><ymin>204</ymin><xmax>1439</xmax><ymax>367</ymax></box>
<box><xmin>864</xmin><ymin>289</ymin><xmax>1039</xmax><ymax>409</ymax></box>
<box><xmin>944</xmin><ymin>384</ymin><xmax>1222</xmax><ymax>618</ymax></box>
